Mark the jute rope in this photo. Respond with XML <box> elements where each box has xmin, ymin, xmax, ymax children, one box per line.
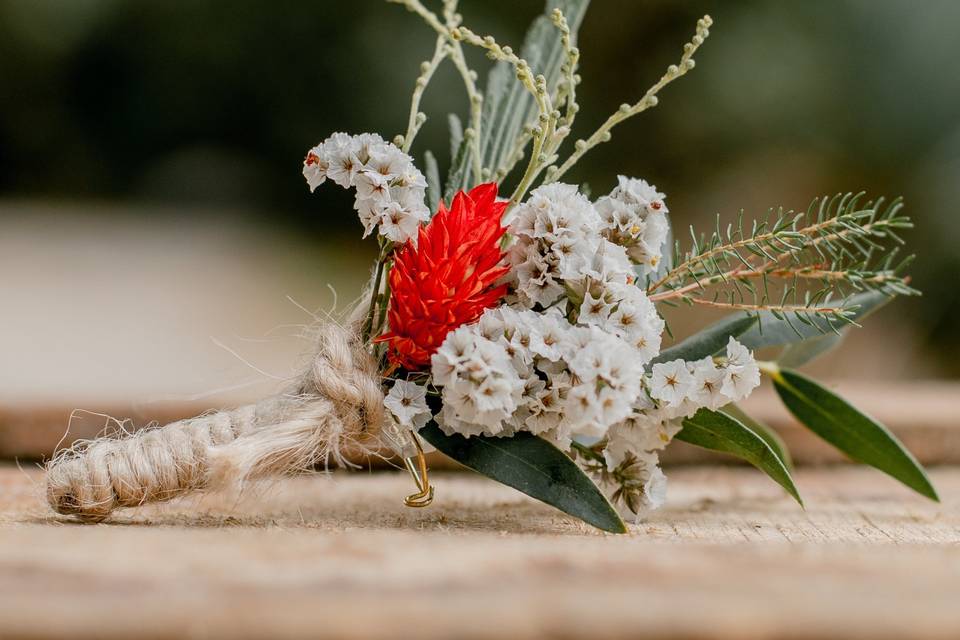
<box><xmin>46</xmin><ymin>323</ymin><xmax>385</xmax><ymax>522</ymax></box>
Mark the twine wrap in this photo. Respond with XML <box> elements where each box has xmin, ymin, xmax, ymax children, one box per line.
<box><xmin>46</xmin><ymin>323</ymin><xmax>385</xmax><ymax>522</ymax></box>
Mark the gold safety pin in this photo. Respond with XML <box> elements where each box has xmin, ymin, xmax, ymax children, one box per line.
<box><xmin>402</xmin><ymin>430</ymin><xmax>434</xmax><ymax>508</ymax></box>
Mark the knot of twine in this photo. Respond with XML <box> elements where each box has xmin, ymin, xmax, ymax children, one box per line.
<box><xmin>46</xmin><ymin>323</ymin><xmax>385</xmax><ymax>522</ymax></box>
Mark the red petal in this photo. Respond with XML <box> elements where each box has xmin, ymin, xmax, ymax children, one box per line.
<box><xmin>379</xmin><ymin>183</ymin><xmax>510</xmax><ymax>370</ymax></box>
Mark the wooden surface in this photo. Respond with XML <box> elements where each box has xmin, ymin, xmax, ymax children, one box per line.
<box><xmin>5</xmin><ymin>382</ymin><xmax>960</xmax><ymax>466</ymax></box>
<box><xmin>1</xmin><ymin>464</ymin><xmax>958</xmax><ymax>639</ymax></box>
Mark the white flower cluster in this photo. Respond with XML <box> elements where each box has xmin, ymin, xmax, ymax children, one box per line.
<box><xmin>432</xmin><ymin>307</ymin><xmax>760</xmax><ymax>508</ymax></box>
<box><xmin>508</xmin><ymin>178</ymin><xmax>670</xmax><ymax>311</ymax></box>
<box><xmin>595</xmin><ymin>176</ymin><xmax>670</xmax><ymax>274</ymax></box>
<box><xmin>431</xmin><ymin>306</ymin><xmax>648</xmax><ymax>447</ymax></box>
<box><xmin>599</xmin><ymin>337</ymin><xmax>761</xmax><ymax>516</ymax></box>
<box><xmin>508</xmin><ymin>183</ymin><xmax>634</xmax><ymax>309</ymax></box>
<box><xmin>429</xmin><ymin>178</ymin><xmax>760</xmax><ymax>515</ymax></box>
<box><xmin>303</xmin><ymin>132</ymin><xmax>430</xmax><ymax>244</ymax></box>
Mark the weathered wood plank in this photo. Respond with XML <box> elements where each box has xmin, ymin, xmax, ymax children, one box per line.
<box><xmin>7</xmin><ymin>382</ymin><xmax>960</xmax><ymax>466</ymax></box>
<box><xmin>1</xmin><ymin>465</ymin><xmax>958</xmax><ymax>639</ymax></box>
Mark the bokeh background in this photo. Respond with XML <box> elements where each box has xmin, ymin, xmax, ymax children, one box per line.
<box><xmin>2</xmin><ymin>0</ymin><xmax>958</xmax><ymax>417</ymax></box>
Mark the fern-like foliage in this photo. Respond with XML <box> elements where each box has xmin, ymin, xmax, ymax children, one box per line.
<box><xmin>647</xmin><ymin>193</ymin><xmax>918</xmax><ymax>333</ymax></box>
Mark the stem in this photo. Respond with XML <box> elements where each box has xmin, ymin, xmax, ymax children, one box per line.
<box><xmin>361</xmin><ymin>242</ymin><xmax>392</xmax><ymax>343</ymax></box>
<box><xmin>372</xmin><ymin>258</ymin><xmax>394</xmax><ymax>337</ymax></box>
<box><xmin>756</xmin><ymin>217</ymin><xmax>901</xmax><ymax>274</ymax></box>
<box><xmin>550</xmin><ymin>7</ymin><xmax>580</xmax><ymax>131</ymax></box>
<box><xmin>507</xmin><ymin>108</ymin><xmax>552</xmax><ymax>210</ymax></box>
<box><xmin>387</xmin><ymin>0</ymin><xmax>446</xmax><ymax>34</ymax></box>
<box><xmin>547</xmin><ymin>15</ymin><xmax>712</xmax><ymax>183</ymax></box>
<box><xmin>571</xmin><ymin>440</ymin><xmax>604</xmax><ymax>462</ymax></box>
<box><xmin>646</xmin><ymin>226</ymin><xmax>786</xmax><ymax>295</ymax></box>
<box><xmin>492</xmin><ymin>129</ymin><xmax>532</xmax><ymax>183</ymax></box>
<box><xmin>388</xmin><ymin>0</ymin><xmax>483</xmax><ymax>185</ymax></box>
<box><xmin>684</xmin><ymin>297</ymin><xmax>846</xmax><ymax>315</ymax></box>
<box><xmin>400</xmin><ymin>36</ymin><xmax>447</xmax><ymax>153</ymax></box>
<box><xmin>447</xmin><ymin>45</ymin><xmax>483</xmax><ymax>185</ymax></box>
<box><xmin>649</xmin><ymin>265</ymin><xmax>899</xmax><ymax>302</ymax></box>
<box><xmin>757</xmin><ymin>360</ymin><xmax>781</xmax><ymax>377</ymax></box>
<box><xmin>452</xmin><ymin>26</ymin><xmax>555</xmax><ymax>215</ymax></box>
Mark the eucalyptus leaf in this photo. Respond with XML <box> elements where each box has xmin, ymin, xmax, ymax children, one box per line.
<box><xmin>423</xmin><ymin>150</ymin><xmax>440</xmax><ymax>212</ymax></box>
<box><xmin>443</xmin><ymin>136</ymin><xmax>472</xmax><ymax>202</ymax></box>
<box><xmin>447</xmin><ymin>113</ymin><xmax>463</xmax><ymax>161</ymax></box>
<box><xmin>677</xmin><ymin>408</ymin><xmax>802</xmax><ymax>505</ymax></box>
<box><xmin>419</xmin><ymin>422</ymin><xmax>627</xmax><ymax>533</ymax></box>
<box><xmin>696</xmin><ymin>290</ymin><xmax>896</xmax><ymax>352</ymax></box>
<box><xmin>776</xmin><ymin>332</ymin><xmax>843</xmax><ymax>369</ymax></box>
<box><xmin>480</xmin><ymin>0</ymin><xmax>590</xmax><ymax>178</ymax></box>
<box><xmin>721</xmin><ymin>403</ymin><xmax>792</xmax><ymax>470</ymax></box>
<box><xmin>776</xmin><ymin>291</ymin><xmax>893</xmax><ymax>367</ymax></box>
<box><xmin>771</xmin><ymin>367</ymin><xmax>938</xmax><ymax>501</ymax></box>
<box><xmin>652</xmin><ymin>315</ymin><xmax>757</xmax><ymax>365</ymax></box>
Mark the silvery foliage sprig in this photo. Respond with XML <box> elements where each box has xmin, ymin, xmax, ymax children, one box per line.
<box><xmin>388</xmin><ymin>0</ymin><xmax>710</xmax><ymax>208</ymax></box>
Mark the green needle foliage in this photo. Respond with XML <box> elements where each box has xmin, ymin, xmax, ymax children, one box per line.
<box><xmin>648</xmin><ymin>193</ymin><xmax>918</xmax><ymax>334</ymax></box>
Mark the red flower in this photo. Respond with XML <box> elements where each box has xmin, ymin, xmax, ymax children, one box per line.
<box><xmin>378</xmin><ymin>183</ymin><xmax>509</xmax><ymax>370</ymax></box>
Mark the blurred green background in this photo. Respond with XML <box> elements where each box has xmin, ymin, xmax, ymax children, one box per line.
<box><xmin>1</xmin><ymin>0</ymin><xmax>958</xmax><ymax>383</ymax></box>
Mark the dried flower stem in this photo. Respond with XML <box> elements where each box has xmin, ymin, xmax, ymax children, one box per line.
<box><xmin>547</xmin><ymin>15</ymin><xmax>712</xmax><ymax>183</ymax></box>
<box><xmin>550</xmin><ymin>8</ymin><xmax>580</xmax><ymax>133</ymax></box>
<box><xmin>452</xmin><ymin>26</ymin><xmax>556</xmax><ymax>210</ymax></box>
<box><xmin>491</xmin><ymin>9</ymin><xmax>580</xmax><ymax>187</ymax></box>
<box><xmin>398</xmin><ymin>35</ymin><xmax>447</xmax><ymax>152</ymax></box>
<box><xmin>492</xmin><ymin>128</ymin><xmax>532</xmax><ymax>183</ymax></box>
<box><xmin>361</xmin><ymin>240</ymin><xmax>394</xmax><ymax>343</ymax></box>
<box><xmin>388</xmin><ymin>0</ymin><xmax>483</xmax><ymax>183</ymax></box>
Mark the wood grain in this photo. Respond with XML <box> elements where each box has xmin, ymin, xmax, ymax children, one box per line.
<box><xmin>1</xmin><ymin>465</ymin><xmax>958</xmax><ymax>639</ymax></box>
<box><xmin>7</xmin><ymin>381</ymin><xmax>960</xmax><ymax>467</ymax></box>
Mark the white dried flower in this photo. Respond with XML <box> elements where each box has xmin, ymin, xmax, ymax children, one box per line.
<box><xmin>688</xmin><ymin>356</ymin><xmax>728</xmax><ymax>410</ymax></box>
<box><xmin>508</xmin><ymin>182</ymin><xmax>606</xmax><ymax>308</ymax></box>
<box><xmin>302</xmin><ymin>132</ymin><xmax>430</xmax><ymax>245</ymax></box>
<box><xmin>721</xmin><ymin>337</ymin><xmax>761</xmax><ymax>401</ymax></box>
<box><xmin>377</xmin><ymin>199</ymin><xmax>429</xmax><ymax>244</ymax></box>
<box><xmin>595</xmin><ymin>175</ymin><xmax>670</xmax><ymax>274</ymax></box>
<box><xmin>384</xmin><ymin>380</ymin><xmax>432</xmax><ymax>429</ymax></box>
<box><xmin>564</xmin><ymin>326</ymin><xmax>645</xmax><ymax>434</ymax></box>
<box><xmin>323</xmin><ymin>132</ymin><xmax>361</xmax><ymax>188</ymax></box>
<box><xmin>579</xmin><ymin>290</ymin><xmax>613</xmax><ymax>326</ymax></box>
<box><xmin>303</xmin><ymin>144</ymin><xmax>329</xmax><ymax>192</ymax></box>
<box><xmin>431</xmin><ymin>321</ymin><xmax>525</xmax><ymax>436</ymax></box>
<box><xmin>649</xmin><ymin>359</ymin><xmax>695</xmax><ymax>407</ymax></box>
<box><xmin>588</xmin><ymin>282</ymin><xmax>664</xmax><ymax>365</ymax></box>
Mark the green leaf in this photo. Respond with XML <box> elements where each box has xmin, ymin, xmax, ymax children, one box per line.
<box><xmin>696</xmin><ymin>290</ymin><xmax>895</xmax><ymax>352</ymax></box>
<box><xmin>720</xmin><ymin>403</ymin><xmax>792</xmax><ymax>470</ymax></box>
<box><xmin>771</xmin><ymin>367</ymin><xmax>938</xmax><ymax>501</ymax></box>
<box><xmin>443</xmin><ymin>114</ymin><xmax>468</xmax><ymax>201</ymax></box>
<box><xmin>479</xmin><ymin>0</ymin><xmax>590</xmax><ymax>178</ymax></box>
<box><xmin>776</xmin><ymin>332</ymin><xmax>844</xmax><ymax>369</ymax></box>
<box><xmin>776</xmin><ymin>291</ymin><xmax>893</xmax><ymax>367</ymax></box>
<box><xmin>418</xmin><ymin>422</ymin><xmax>627</xmax><ymax>533</ymax></box>
<box><xmin>443</xmin><ymin>135</ymin><xmax>472</xmax><ymax>202</ymax></box>
<box><xmin>447</xmin><ymin>113</ymin><xmax>463</xmax><ymax>161</ymax></box>
<box><xmin>652</xmin><ymin>315</ymin><xmax>757</xmax><ymax>365</ymax></box>
<box><xmin>677</xmin><ymin>408</ymin><xmax>802</xmax><ymax>505</ymax></box>
<box><xmin>423</xmin><ymin>150</ymin><xmax>440</xmax><ymax>212</ymax></box>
